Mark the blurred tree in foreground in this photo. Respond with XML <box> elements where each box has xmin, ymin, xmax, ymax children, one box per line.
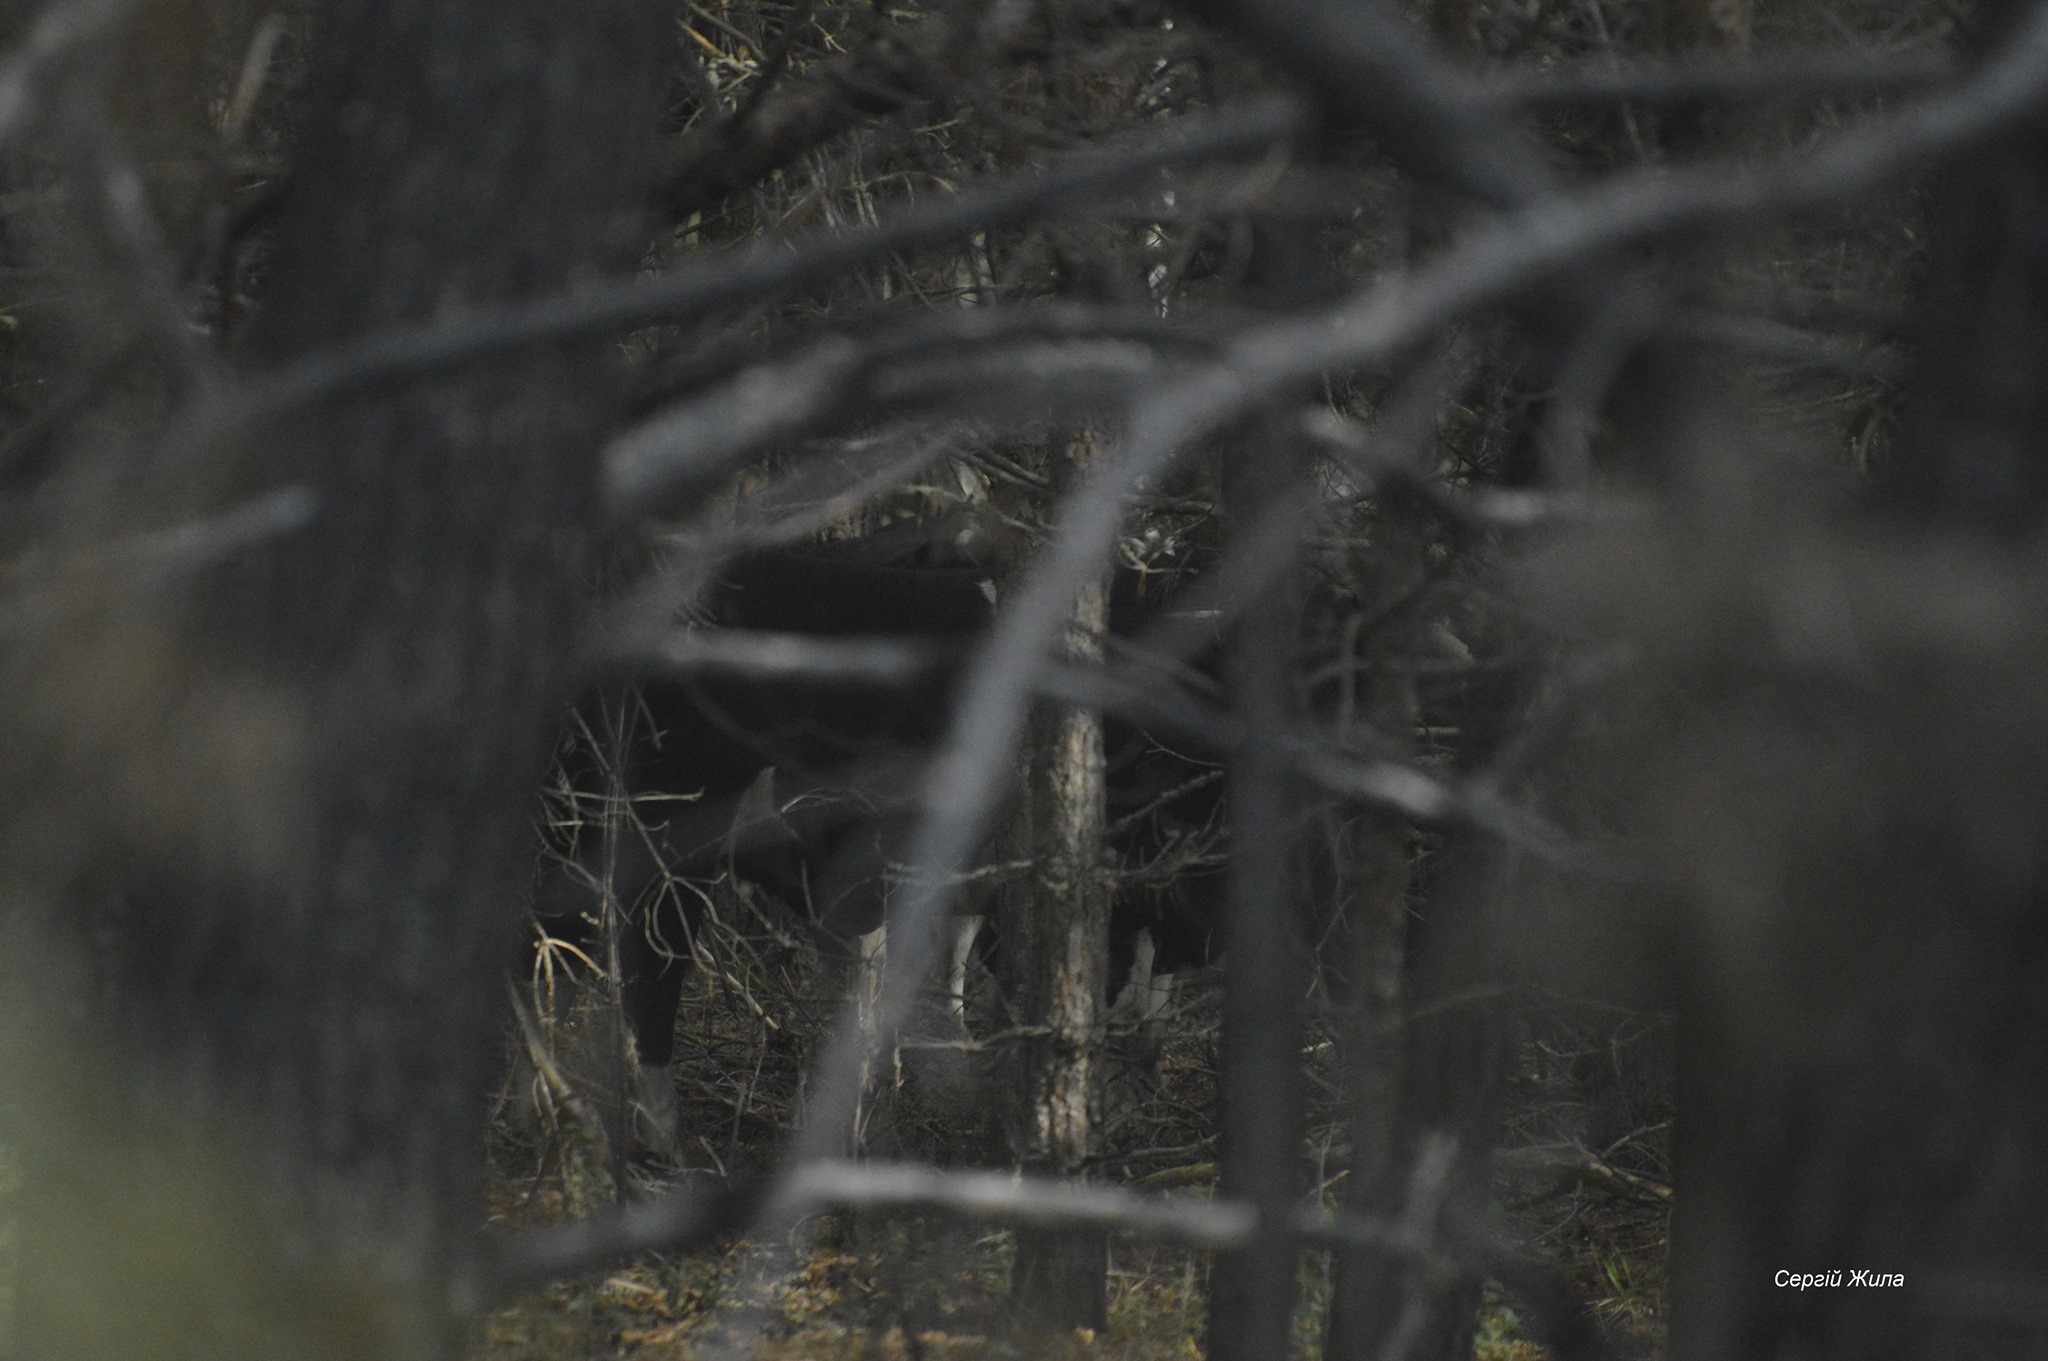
<box><xmin>2</xmin><ymin>0</ymin><xmax>2047</xmax><ymax>1358</ymax></box>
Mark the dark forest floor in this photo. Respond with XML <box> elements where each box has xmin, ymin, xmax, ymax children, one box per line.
<box><xmin>475</xmin><ymin>965</ymin><xmax>1667</xmax><ymax>1360</ymax></box>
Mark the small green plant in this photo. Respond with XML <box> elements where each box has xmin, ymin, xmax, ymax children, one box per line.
<box><xmin>1589</xmin><ymin>1249</ymin><xmax>1661</xmax><ymax>1338</ymax></box>
<box><xmin>1473</xmin><ymin>1282</ymin><xmax>1546</xmax><ymax>1361</ymax></box>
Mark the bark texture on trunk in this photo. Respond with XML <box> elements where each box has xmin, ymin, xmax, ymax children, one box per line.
<box><xmin>1004</xmin><ymin>431</ymin><xmax>1113</xmax><ymax>1334</ymax></box>
<box><xmin>4</xmin><ymin>5</ymin><xmax>664</xmax><ymax>1358</ymax></box>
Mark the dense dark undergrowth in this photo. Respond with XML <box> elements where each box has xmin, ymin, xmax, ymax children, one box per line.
<box><xmin>480</xmin><ymin>936</ymin><xmax>1672</xmax><ymax>1359</ymax></box>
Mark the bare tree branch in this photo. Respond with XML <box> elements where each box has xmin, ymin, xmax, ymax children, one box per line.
<box><xmin>602</xmin><ymin>628</ymin><xmax>960</xmax><ymax>686</ymax></box>
<box><xmin>1663</xmin><ymin>310</ymin><xmax>1904</xmax><ymax>381</ymax></box>
<box><xmin>597</xmin><ymin>427</ymin><xmax>974</xmax><ymax>649</ymax></box>
<box><xmin>657</xmin><ymin>426</ymin><xmax>972</xmax><ymax>554</ymax></box>
<box><xmin>1488</xmin><ymin>46</ymin><xmax>1959</xmax><ymax>111</ymax></box>
<box><xmin>1035</xmin><ymin>656</ymin><xmax>1598</xmax><ymax>863</ymax></box>
<box><xmin>582</xmin><ymin>616</ymin><xmax>1596</xmax><ymax>866</ymax></box>
<box><xmin>488</xmin><ymin>1158</ymin><xmax>1440</xmax><ymax>1290</ymax></box>
<box><xmin>658</xmin><ymin>7</ymin><xmax>954</xmax><ymax>221</ymax></box>
<box><xmin>0</xmin><ymin>0</ymin><xmax>128</xmax><ymax>148</ymax></box>
<box><xmin>1144</xmin><ymin>0</ymin><xmax>2048</xmax><ymax>484</ymax></box>
<box><xmin>605</xmin><ymin>302</ymin><xmax>1217</xmax><ymax>518</ymax></box>
<box><xmin>151</xmin><ymin>100</ymin><xmax>1300</xmax><ymax>476</ymax></box>
<box><xmin>0</xmin><ymin>487</ymin><xmax>318</xmax><ymax>639</ymax></box>
<box><xmin>1179</xmin><ymin>0</ymin><xmax>1549</xmax><ymax>207</ymax></box>
<box><xmin>1301</xmin><ymin>406</ymin><xmax>1655</xmax><ymax>527</ymax></box>
<box><xmin>677</xmin><ymin>26</ymin><xmax>2048</xmax><ymax>1328</ymax></box>
<box><xmin>492</xmin><ymin>1162</ymin><xmax>1625</xmax><ymax>1361</ymax></box>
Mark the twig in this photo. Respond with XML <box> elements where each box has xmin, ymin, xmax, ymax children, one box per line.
<box><xmin>1489</xmin><ymin>46</ymin><xmax>1959</xmax><ymax>111</ymax></box>
<box><xmin>487</xmin><ymin>1157</ymin><xmax>1446</xmax><ymax>1290</ymax></box>
<box><xmin>1497</xmin><ymin>1144</ymin><xmax>1675</xmax><ymax>1205</ymax></box>
<box><xmin>600</xmin><ymin>626</ymin><xmax>962</xmax><ymax>687</ymax></box>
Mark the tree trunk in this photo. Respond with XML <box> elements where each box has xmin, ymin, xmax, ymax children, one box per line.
<box><xmin>1003</xmin><ymin>430</ymin><xmax>1113</xmax><ymax>1334</ymax></box>
<box><xmin>1666</xmin><ymin>1</ymin><xmax>2048</xmax><ymax>1350</ymax></box>
<box><xmin>3</xmin><ymin>4</ymin><xmax>664</xmax><ymax>1358</ymax></box>
<box><xmin>1322</xmin><ymin>516</ymin><xmax>1426</xmax><ymax>1361</ymax></box>
<box><xmin>1207</xmin><ymin>415</ymin><xmax>1310</xmax><ymax>1361</ymax></box>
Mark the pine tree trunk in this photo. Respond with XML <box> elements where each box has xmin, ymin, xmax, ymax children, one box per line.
<box><xmin>1003</xmin><ymin>431</ymin><xmax>1112</xmax><ymax>1335</ymax></box>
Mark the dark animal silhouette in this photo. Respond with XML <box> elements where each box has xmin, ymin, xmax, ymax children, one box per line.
<box><xmin>527</xmin><ymin>536</ymin><xmax>1001</xmax><ymax>1148</ymax></box>
<box><xmin>524</xmin><ymin>533</ymin><xmax>1270</xmax><ymax>1155</ymax></box>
